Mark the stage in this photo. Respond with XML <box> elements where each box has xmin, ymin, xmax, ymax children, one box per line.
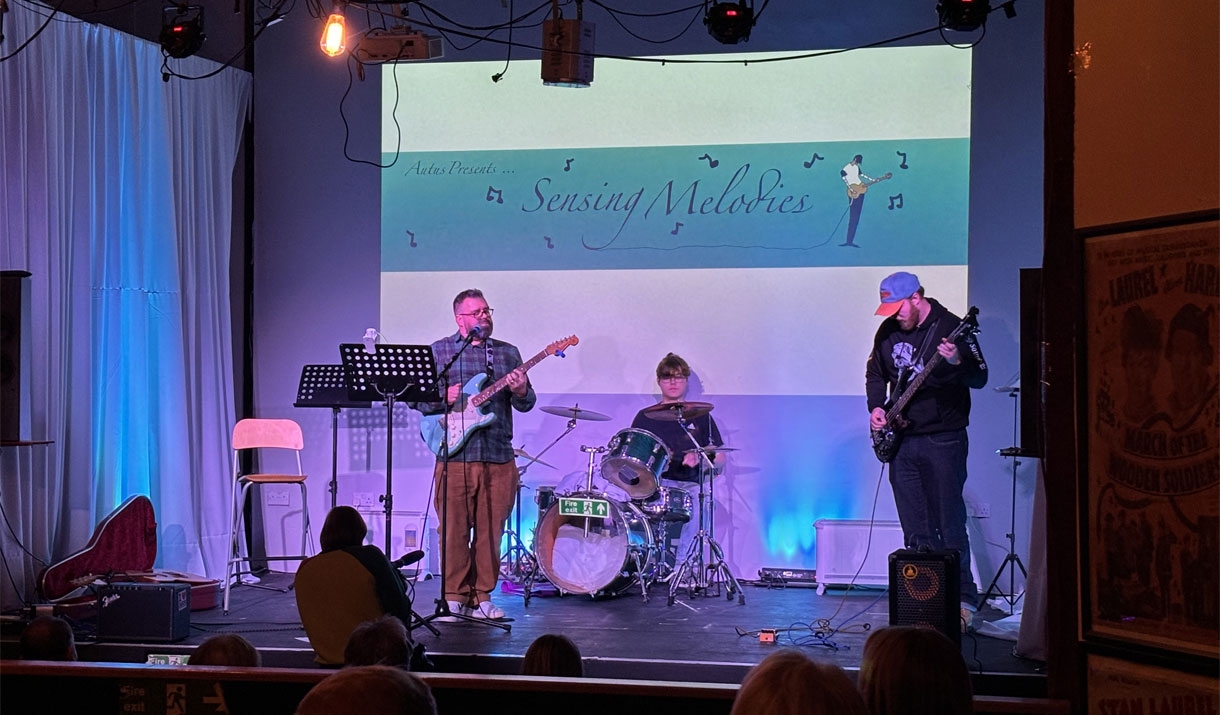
<box><xmin>70</xmin><ymin>570</ymin><xmax>1047</xmax><ymax>698</ymax></box>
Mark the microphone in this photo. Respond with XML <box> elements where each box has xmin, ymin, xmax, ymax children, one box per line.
<box><xmin>363</xmin><ymin>328</ymin><xmax>378</xmax><ymax>355</ymax></box>
<box><xmin>391</xmin><ymin>550</ymin><xmax>425</xmax><ymax>569</ymax></box>
<box><xmin>464</xmin><ymin>325</ymin><xmax>483</xmax><ymax>343</ymax></box>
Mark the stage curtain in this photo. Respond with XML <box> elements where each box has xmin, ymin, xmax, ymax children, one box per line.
<box><xmin>0</xmin><ymin>4</ymin><xmax>250</xmax><ymax>607</ymax></box>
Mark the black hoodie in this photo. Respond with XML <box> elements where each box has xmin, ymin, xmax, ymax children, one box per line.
<box><xmin>865</xmin><ymin>297</ymin><xmax>988</xmax><ymax>435</ymax></box>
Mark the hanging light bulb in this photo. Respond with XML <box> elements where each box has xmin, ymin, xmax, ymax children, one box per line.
<box><xmin>320</xmin><ymin>5</ymin><xmax>346</xmax><ymax>57</ymax></box>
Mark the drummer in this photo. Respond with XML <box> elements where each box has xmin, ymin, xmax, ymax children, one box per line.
<box><xmin>631</xmin><ymin>353</ymin><xmax>725</xmax><ymax>572</ymax></box>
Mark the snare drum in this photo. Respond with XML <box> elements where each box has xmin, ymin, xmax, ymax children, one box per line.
<box><xmin>600</xmin><ymin>428</ymin><xmax>670</xmax><ymax>500</ymax></box>
<box><xmin>637</xmin><ymin>486</ymin><xmax>693</xmax><ymax>523</ymax></box>
<box><xmin>534</xmin><ymin>491</ymin><xmax>656</xmax><ymax>596</ymax></box>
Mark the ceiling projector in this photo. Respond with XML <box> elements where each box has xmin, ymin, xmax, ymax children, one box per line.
<box><xmin>355</xmin><ymin>27</ymin><xmax>443</xmax><ymax>63</ymax></box>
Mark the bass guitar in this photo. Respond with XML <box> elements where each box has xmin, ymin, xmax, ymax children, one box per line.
<box><xmin>871</xmin><ymin>307</ymin><xmax>980</xmax><ymax>463</ymax></box>
<box><xmin>420</xmin><ymin>335</ymin><xmax>578</xmax><ymax>456</ymax></box>
<box><xmin>846</xmin><ymin>172</ymin><xmax>892</xmax><ymax>200</ymax></box>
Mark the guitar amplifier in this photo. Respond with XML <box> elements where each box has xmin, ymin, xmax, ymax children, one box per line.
<box><xmin>888</xmin><ymin>549</ymin><xmax>961</xmax><ymax>645</ymax></box>
<box><xmin>97</xmin><ymin>583</ymin><xmax>191</xmax><ymax>642</ymax></box>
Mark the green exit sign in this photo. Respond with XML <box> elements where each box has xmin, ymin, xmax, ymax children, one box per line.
<box><xmin>558</xmin><ymin>497</ymin><xmax>610</xmax><ymax>517</ymax></box>
<box><xmin>146</xmin><ymin>654</ymin><xmax>190</xmax><ymax>665</ymax></box>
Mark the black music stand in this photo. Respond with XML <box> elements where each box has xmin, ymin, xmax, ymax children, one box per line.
<box><xmin>339</xmin><ymin>344</ymin><xmax>439</xmax><ymax>555</ymax></box>
<box><xmin>293</xmin><ymin>365</ymin><xmax>372</xmax><ymax>511</ymax></box>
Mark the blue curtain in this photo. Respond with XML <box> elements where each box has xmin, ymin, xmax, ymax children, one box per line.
<box><xmin>0</xmin><ymin>4</ymin><xmax>250</xmax><ymax>607</ymax></box>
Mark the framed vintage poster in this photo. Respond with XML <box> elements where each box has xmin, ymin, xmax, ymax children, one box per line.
<box><xmin>1088</xmin><ymin>653</ymin><xmax>1219</xmax><ymax>711</ymax></box>
<box><xmin>1084</xmin><ymin>217</ymin><xmax>1219</xmax><ymax>658</ymax></box>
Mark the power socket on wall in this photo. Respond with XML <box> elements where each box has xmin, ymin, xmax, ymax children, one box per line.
<box><xmin>265</xmin><ymin>488</ymin><xmax>291</xmax><ymax>506</ymax></box>
<box><xmin>967</xmin><ymin>502</ymin><xmax>990</xmax><ymax>518</ymax></box>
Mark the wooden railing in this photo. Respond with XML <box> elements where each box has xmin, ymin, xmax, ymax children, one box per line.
<box><xmin>0</xmin><ymin>660</ymin><xmax>1070</xmax><ymax>715</ymax></box>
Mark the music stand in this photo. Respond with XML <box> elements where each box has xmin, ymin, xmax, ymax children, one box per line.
<box><xmin>339</xmin><ymin>344</ymin><xmax>439</xmax><ymax>555</ymax></box>
<box><xmin>293</xmin><ymin>365</ymin><xmax>371</xmax><ymax>511</ymax></box>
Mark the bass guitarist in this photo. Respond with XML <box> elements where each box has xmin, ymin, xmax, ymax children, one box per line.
<box><xmin>408</xmin><ymin>288</ymin><xmax>535</xmax><ymax>621</ymax></box>
<box><xmin>865</xmin><ymin>271</ymin><xmax>988</xmax><ymax>631</ymax></box>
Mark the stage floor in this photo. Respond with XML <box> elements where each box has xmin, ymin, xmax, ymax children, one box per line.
<box><xmin>75</xmin><ymin>569</ymin><xmax>1047</xmax><ymax>698</ymax></box>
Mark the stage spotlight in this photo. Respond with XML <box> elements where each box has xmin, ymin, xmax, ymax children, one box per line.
<box><xmin>704</xmin><ymin>0</ymin><xmax>754</xmax><ymax>45</ymax></box>
<box><xmin>320</xmin><ymin>4</ymin><xmax>347</xmax><ymax>57</ymax></box>
<box><xmin>159</xmin><ymin>5</ymin><xmax>205</xmax><ymax>59</ymax></box>
<box><xmin>936</xmin><ymin>0</ymin><xmax>991</xmax><ymax>31</ymax></box>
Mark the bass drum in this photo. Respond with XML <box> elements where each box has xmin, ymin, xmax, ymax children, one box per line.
<box><xmin>534</xmin><ymin>491</ymin><xmax>655</xmax><ymax>597</ymax></box>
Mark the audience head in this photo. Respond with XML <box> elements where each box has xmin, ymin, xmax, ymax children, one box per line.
<box><xmin>859</xmin><ymin>625</ymin><xmax>973</xmax><ymax>715</ymax></box>
<box><xmin>521</xmin><ymin>633</ymin><xmax>583</xmax><ymax>677</ymax></box>
<box><xmin>731</xmin><ymin>649</ymin><xmax>866</xmax><ymax>715</ymax></box>
<box><xmin>296</xmin><ymin>665</ymin><xmax>436</xmax><ymax>715</ymax></box>
<box><xmin>20</xmin><ymin>615</ymin><xmax>77</xmax><ymax>661</ymax></box>
<box><xmin>344</xmin><ymin>615</ymin><xmax>412</xmax><ymax>668</ymax></box>
<box><xmin>190</xmin><ymin>633</ymin><xmax>262</xmax><ymax>667</ymax></box>
<box><xmin>320</xmin><ymin>506</ymin><xmax>368</xmax><ymax>552</ymax></box>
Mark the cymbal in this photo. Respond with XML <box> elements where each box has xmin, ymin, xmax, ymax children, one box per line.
<box><xmin>513</xmin><ymin>448</ymin><xmax>554</xmax><ymax>468</ymax></box>
<box><xmin>684</xmin><ymin>445</ymin><xmax>738</xmax><ymax>454</ymax></box>
<box><xmin>541</xmin><ymin>405</ymin><xmax>612</xmax><ymax>422</ymax></box>
<box><xmin>642</xmin><ymin>401</ymin><xmax>714</xmax><ymax>421</ymax></box>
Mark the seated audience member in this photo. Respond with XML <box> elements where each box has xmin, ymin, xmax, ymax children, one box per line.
<box><xmin>858</xmin><ymin>625</ymin><xmax>973</xmax><ymax>715</ymax></box>
<box><xmin>295</xmin><ymin>506</ymin><xmax>415</xmax><ymax>665</ymax></box>
<box><xmin>296</xmin><ymin>665</ymin><xmax>436</xmax><ymax>715</ymax></box>
<box><xmin>344</xmin><ymin>615</ymin><xmax>412</xmax><ymax>668</ymax></box>
<box><xmin>189</xmin><ymin>633</ymin><xmax>262</xmax><ymax>667</ymax></box>
<box><xmin>730</xmin><ymin>649</ymin><xmax>867</xmax><ymax>715</ymax></box>
<box><xmin>20</xmin><ymin>615</ymin><xmax>78</xmax><ymax>661</ymax></box>
<box><xmin>520</xmin><ymin>633</ymin><xmax>583</xmax><ymax>677</ymax></box>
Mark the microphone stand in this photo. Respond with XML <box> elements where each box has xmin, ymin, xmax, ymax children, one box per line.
<box><xmin>422</xmin><ymin>335</ymin><xmax>511</xmax><ymax>632</ymax></box>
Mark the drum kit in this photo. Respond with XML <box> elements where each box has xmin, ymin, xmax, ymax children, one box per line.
<box><xmin>505</xmin><ymin>401</ymin><xmax>745</xmax><ymax>606</ymax></box>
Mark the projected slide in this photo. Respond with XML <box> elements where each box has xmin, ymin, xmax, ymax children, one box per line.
<box><xmin>377</xmin><ymin>46</ymin><xmax>972</xmax><ymax>571</ymax></box>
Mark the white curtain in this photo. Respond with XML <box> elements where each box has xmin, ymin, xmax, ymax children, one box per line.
<box><xmin>0</xmin><ymin>4</ymin><xmax>250</xmax><ymax>609</ymax></box>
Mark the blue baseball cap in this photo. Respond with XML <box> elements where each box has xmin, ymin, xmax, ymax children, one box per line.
<box><xmin>876</xmin><ymin>271</ymin><xmax>921</xmax><ymax>316</ymax></box>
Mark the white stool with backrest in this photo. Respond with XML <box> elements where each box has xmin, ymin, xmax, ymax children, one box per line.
<box><xmin>224</xmin><ymin>417</ymin><xmax>313</xmax><ymax>613</ymax></box>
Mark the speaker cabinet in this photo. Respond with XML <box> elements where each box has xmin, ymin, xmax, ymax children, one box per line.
<box><xmin>97</xmin><ymin>583</ymin><xmax>192</xmax><ymax>642</ymax></box>
<box><xmin>889</xmin><ymin>549</ymin><xmax>961</xmax><ymax>644</ymax></box>
<box><xmin>0</xmin><ymin>270</ymin><xmax>31</xmax><ymax>442</ymax></box>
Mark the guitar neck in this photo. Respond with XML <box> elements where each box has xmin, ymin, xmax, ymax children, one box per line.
<box><xmin>884</xmin><ymin>307</ymin><xmax>978</xmax><ymax>421</ymax></box>
<box><xmin>469</xmin><ymin>347</ymin><xmax>548</xmax><ymax>408</ymax></box>
<box><xmin>886</xmin><ymin>353</ymin><xmax>944</xmax><ymax>421</ymax></box>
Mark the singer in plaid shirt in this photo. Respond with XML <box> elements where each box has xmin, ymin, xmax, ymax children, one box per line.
<box><xmin>409</xmin><ymin>289</ymin><xmax>535</xmax><ymax>621</ymax></box>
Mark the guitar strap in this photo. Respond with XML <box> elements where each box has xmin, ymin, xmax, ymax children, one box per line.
<box><xmin>893</xmin><ymin>318</ymin><xmax>940</xmax><ymax>400</ymax></box>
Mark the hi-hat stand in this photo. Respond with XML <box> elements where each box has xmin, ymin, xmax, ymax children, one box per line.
<box><xmin>292</xmin><ymin>365</ymin><xmax>371</xmax><ymax>510</ymax></box>
<box><xmin>501</xmin><ymin>417</ymin><xmax>577</xmax><ymax>584</ymax></box>
<box><xmin>666</xmin><ymin>408</ymin><xmax>744</xmax><ymax>606</ymax></box>
<box><xmin>983</xmin><ymin>386</ymin><xmax>1030</xmax><ymax>613</ymax></box>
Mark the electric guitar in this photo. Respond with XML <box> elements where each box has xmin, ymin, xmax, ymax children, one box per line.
<box><xmin>871</xmin><ymin>307</ymin><xmax>980</xmax><ymax>463</ymax></box>
<box><xmin>420</xmin><ymin>335</ymin><xmax>578</xmax><ymax>456</ymax></box>
<box><xmin>846</xmin><ymin>172</ymin><xmax>892</xmax><ymax>200</ymax></box>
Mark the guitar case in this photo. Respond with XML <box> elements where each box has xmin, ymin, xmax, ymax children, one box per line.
<box><xmin>37</xmin><ymin>495</ymin><xmax>220</xmax><ymax>611</ymax></box>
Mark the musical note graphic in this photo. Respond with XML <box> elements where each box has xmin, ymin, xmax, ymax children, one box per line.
<box><xmin>896</xmin><ymin>151</ymin><xmax>908</xmax><ymax>170</ymax></box>
<box><xmin>485</xmin><ymin>186</ymin><xmax>503</xmax><ymax>204</ymax></box>
<box><xmin>697</xmin><ymin>153</ymin><xmax>719</xmax><ymax>169</ymax></box>
<box><xmin>406</xmin><ymin>229</ymin><xmax>417</xmax><ymax>247</ymax></box>
<box><xmin>888</xmin><ymin>194</ymin><xmax>904</xmax><ymax>210</ymax></box>
<box><xmin>671</xmin><ymin>222</ymin><xmax>684</xmax><ymax>235</ymax></box>
<box><xmin>544</xmin><ymin>236</ymin><xmax>554</xmax><ymax>248</ymax></box>
<box><xmin>802</xmin><ymin>153</ymin><xmax>824</xmax><ymax>169</ymax></box>
<box><xmin>563</xmin><ymin>158</ymin><xmax>574</xmax><ymax>172</ymax></box>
